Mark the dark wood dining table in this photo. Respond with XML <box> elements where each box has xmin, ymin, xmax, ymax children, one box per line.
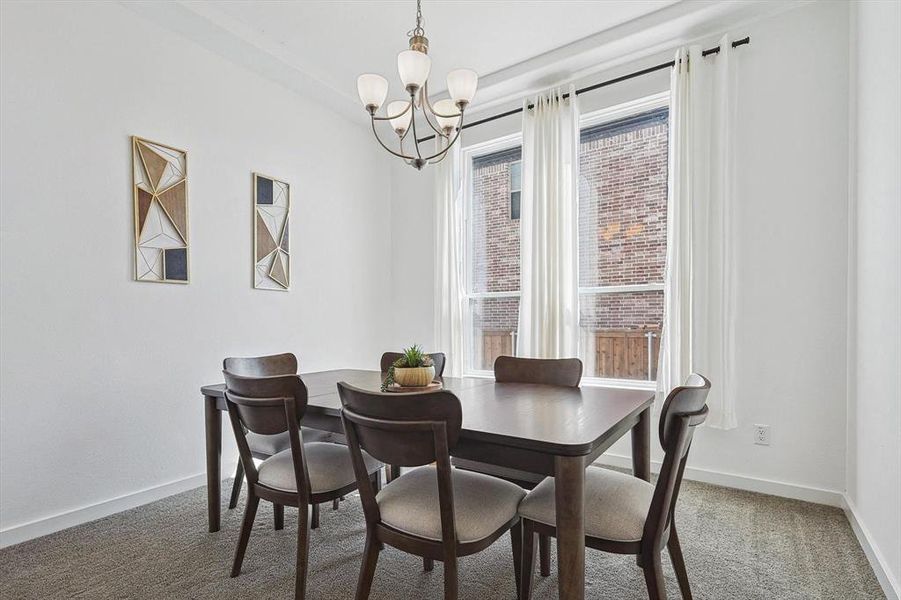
<box><xmin>200</xmin><ymin>369</ymin><xmax>654</xmax><ymax>600</ymax></box>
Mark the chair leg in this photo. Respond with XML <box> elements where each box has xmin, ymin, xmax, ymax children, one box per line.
<box><xmin>510</xmin><ymin>520</ymin><xmax>522</xmax><ymax>600</ymax></box>
<box><xmin>355</xmin><ymin>530</ymin><xmax>381</xmax><ymax>600</ymax></box>
<box><xmin>443</xmin><ymin>553</ymin><xmax>458</xmax><ymax>600</ymax></box>
<box><xmin>274</xmin><ymin>504</ymin><xmax>284</xmax><ymax>530</ymax></box>
<box><xmin>332</xmin><ymin>498</ymin><xmax>340</xmax><ymax>510</ymax></box>
<box><xmin>228</xmin><ymin>461</ymin><xmax>244</xmax><ymax>509</ymax></box>
<box><xmin>423</xmin><ymin>557</ymin><xmax>434</xmax><ymax>572</ymax></box>
<box><xmin>230</xmin><ymin>492</ymin><xmax>259</xmax><ymax>577</ymax></box>
<box><xmin>295</xmin><ymin>501</ymin><xmax>310</xmax><ymax>600</ymax></box>
<box><xmin>539</xmin><ymin>534</ymin><xmax>551</xmax><ymax>577</ymax></box>
<box><xmin>668</xmin><ymin>524</ymin><xmax>692</xmax><ymax>599</ymax></box>
<box><xmin>641</xmin><ymin>552</ymin><xmax>666</xmax><ymax>600</ymax></box>
<box><xmin>311</xmin><ymin>503</ymin><xmax>320</xmax><ymax>530</ymax></box>
<box><xmin>520</xmin><ymin>520</ymin><xmax>536</xmax><ymax>600</ymax></box>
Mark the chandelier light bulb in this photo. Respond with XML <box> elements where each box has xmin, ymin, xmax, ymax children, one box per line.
<box><xmin>357</xmin><ymin>73</ymin><xmax>388</xmax><ymax>113</ymax></box>
<box><xmin>357</xmin><ymin>74</ymin><xmax>389</xmax><ymax>112</ymax></box>
<box><xmin>386</xmin><ymin>100</ymin><xmax>412</xmax><ymax>135</ymax></box>
<box><xmin>397</xmin><ymin>50</ymin><xmax>431</xmax><ymax>94</ymax></box>
<box><xmin>432</xmin><ymin>98</ymin><xmax>461</xmax><ymax>132</ymax></box>
<box><xmin>447</xmin><ymin>69</ymin><xmax>478</xmax><ymax>108</ymax></box>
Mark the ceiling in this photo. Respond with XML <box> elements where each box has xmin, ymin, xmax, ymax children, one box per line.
<box><xmin>128</xmin><ymin>0</ymin><xmax>784</xmax><ymax>122</ymax></box>
<box><xmin>185</xmin><ymin>0</ymin><xmax>679</xmax><ymax>105</ymax></box>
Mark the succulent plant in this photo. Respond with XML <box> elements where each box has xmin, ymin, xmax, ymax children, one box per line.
<box><xmin>382</xmin><ymin>344</ymin><xmax>434</xmax><ymax>391</ymax></box>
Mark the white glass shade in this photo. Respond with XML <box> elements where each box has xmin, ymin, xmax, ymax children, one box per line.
<box><xmin>432</xmin><ymin>98</ymin><xmax>461</xmax><ymax>131</ymax></box>
<box><xmin>357</xmin><ymin>73</ymin><xmax>389</xmax><ymax>110</ymax></box>
<box><xmin>386</xmin><ymin>100</ymin><xmax>412</xmax><ymax>134</ymax></box>
<box><xmin>447</xmin><ymin>69</ymin><xmax>478</xmax><ymax>105</ymax></box>
<box><xmin>397</xmin><ymin>50</ymin><xmax>431</xmax><ymax>91</ymax></box>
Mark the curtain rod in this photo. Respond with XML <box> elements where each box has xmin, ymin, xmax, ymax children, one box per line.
<box><xmin>418</xmin><ymin>36</ymin><xmax>750</xmax><ymax>143</ymax></box>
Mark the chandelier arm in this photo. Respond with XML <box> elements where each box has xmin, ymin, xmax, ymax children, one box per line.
<box><xmin>399</xmin><ymin>134</ymin><xmax>414</xmax><ymax>165</ymax></box>
<box><xmin>372</xmin><ymin>100</ymin><xmax>413</xmax><ymax>122</ymax></box>
<box><xmin>409</xmin><ymin>96</ymin><xmax>425</xmax><ymax>161</ymax></box>
<box><xmin>419</xmin><ymin>120</ymin><xmax>464</xmax><ymax>162</ymax></box>
<box><xmin>427</xmin><ymin>144</ymin><xmax>452</xmax><ymax>165</ymax></box>
<box><xmin>422</xmin><ymin>82</ymin><xmax>463</xmax><ymax>119</ymax></box>
<box><xmin>419</xmin><ymin>85</ymin><xmax>450</xmax><ymax>139</ymax></box>
<box><xmin>370</xmin><ymin>117</ymin><xmax>417</xmax><ymax>161</ymax></box>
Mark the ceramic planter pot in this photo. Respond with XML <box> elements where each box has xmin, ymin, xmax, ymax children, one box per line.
<box><xmin>393</xmin><ymin>365</ymin><xmax>435</xmax><ymax>387</ymax></box>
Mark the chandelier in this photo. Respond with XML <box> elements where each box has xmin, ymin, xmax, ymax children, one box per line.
<box><xmin>356</xmin><ymin>0</ymin><xmax>478</xmax><ymax>170</ymax></box>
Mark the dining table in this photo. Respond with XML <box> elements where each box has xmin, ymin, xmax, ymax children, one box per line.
<box><xmin>200</xmin><ymin>369</ymin><xmax>654</xmax><ymax>600</ymax></box>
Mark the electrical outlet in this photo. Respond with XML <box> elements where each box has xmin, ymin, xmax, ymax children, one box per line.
<box><xmin>754</xmin><ymin>424</ymin><xmax>771</xmax><ymax>446</ymax></box>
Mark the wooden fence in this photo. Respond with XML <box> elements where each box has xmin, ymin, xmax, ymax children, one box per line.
<box><xmin>478</xmin><ymin>328</ymin><xmax>660</xmax><ymax>380</ymax></box>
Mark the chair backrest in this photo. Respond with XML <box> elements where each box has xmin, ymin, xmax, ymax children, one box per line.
<box><xmin>642</xmin><ymin>373</ymin><xmax>710</xmax><ymax>551</ymax></box>
<box><xmin>338</xmin><ymin>382</ymin><xmax>462</xmax><ymax>535</ymax></box>
<box><xmin>493</xmin><ymin>356</ymin><xmax>583</xmax><ymax>386</ymax></box>
<box><xmin>223</xmin><ymin>370</ymin><xmax>310</xmax><ymax>497</ymax></box>
<box><xmin>379</xmin><ymin>351</ymin><xmax>447</xmax><ymax>378</ymax></box>
<box><xmin>223</xmin><ymin>353</ymin><xmax>297</xmax><ymax>377</ymax></box>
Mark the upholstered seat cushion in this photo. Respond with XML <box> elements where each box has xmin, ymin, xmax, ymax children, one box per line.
<box><xmin>519</xmin><ymin>467</ymin><xmax>655</xmax><ymax>542</ymax></box>
<box><xmin>246</xmin><ymin>428</ymin><xmax>332</xmax><ymax>456</ymax></box>
<box><xmin>376</xmin><ymin>466</ymin><xmax>526</xmax><ymax>544</ymax></box>
<box><xmin>257</xmin><ymin>442</ymin><xmax>381</xmax><ymax>494</ymax></box>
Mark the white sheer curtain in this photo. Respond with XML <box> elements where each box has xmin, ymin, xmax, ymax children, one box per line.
<box><xmin>517</xmin><ymin>86</ymin><xmax>580</xmax><ymax>359</ymax></box>
<box><xmin>433</xmin><ymin>142</ymin><xmax>465</xmax><ymax>377</ymax></box>
<box><xmin>658</xmin><ymin>35</ymin><xmax>738</xmax><ymax>429</ymax></box>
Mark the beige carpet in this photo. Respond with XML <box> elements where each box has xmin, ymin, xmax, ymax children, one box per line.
<box><xmin>0</xmin><ymin>469</ymin><xmax>884</xmax><ymax>599</ymax></box>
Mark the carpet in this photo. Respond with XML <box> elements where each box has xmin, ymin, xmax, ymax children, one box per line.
<box><xmin>0</xmin><ymin>470</ymin><xmax>883</xmax><ymax>599</ymax></box>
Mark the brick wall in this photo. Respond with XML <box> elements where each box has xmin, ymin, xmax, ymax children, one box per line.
<box><xmin>579</xmin><ymin>116</ymin><xmax>668</xmax><ymax>330</ymax></box>
<box><xmin>471</xmin><ymin>154</ymin><xmax>521</xmax><ymax>294</ymax></box>
<box><xmin>468</xmin><ymin>109</ymin><xmax>668</xmax><ymax>376</ymax></box>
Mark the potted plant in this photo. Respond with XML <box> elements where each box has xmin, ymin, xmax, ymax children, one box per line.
<box><xmin>382</xmin><ymin>344</ymin><xmax>436</xmax><ymax>391</ymax></box>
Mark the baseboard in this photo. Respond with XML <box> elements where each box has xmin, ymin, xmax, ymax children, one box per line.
<box><xmin>596</xmin><ymin>454</ymin><xmax>845</xmax><ymax>507</ymax></box>
<box><xmin>0</xmin><ymin>473</ymin><xmax>207</xmax><ymax>549</ymax></box>
<box><xmin>842</xmin><ymin>496</ymin><xmax>901</xmax><ymax>600</ymax></box>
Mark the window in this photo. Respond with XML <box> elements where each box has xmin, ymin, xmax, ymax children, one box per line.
<box><xmin>578</xmin><ymin>97</ymin><xmax>668</xmax><ymax>384</ymax></box>
<box><xmin>509</xmin><ymin>160</ymin><xmax>522</xmax><ymax>220</ymax></box>
<box><xmin>461</xmin><ymin>94</ymin><xmax>669</xmax><ymax>384</ymax></box>
<box><xmin>464</xmin><ymin>140</ymin><xmax>522</xmax><ymax>373</ymax></box>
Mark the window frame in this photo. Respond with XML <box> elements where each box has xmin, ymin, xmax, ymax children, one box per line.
<box><xmin>462</xmin><ymin>133</ymin><xmax>523</xmax><ymax>377</ymax></box>
<box><xmin>578</xmin><ymin>91</ymin><xmax>669</xmax><ymax>390</ymax></box>
<box><xmin>459</xmin><ymin>91</ymin><xmax>670</xmax><ymax>388</ymax></box>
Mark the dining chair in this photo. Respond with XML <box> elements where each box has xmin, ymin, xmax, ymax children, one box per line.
<box><xmin>338</xmin><ymin>382</ymin><xmax>526</xmax><ymax>600</ymax></box>
<box><xmin>453</xmin><ymin>355</ymin><xmax>583</xmax><ymax>577</ymax></box>
<box><xmin>379</xmin><ymin>351</ymin><xmax>447</xmax><ymax>378</ymax></box>
<box><xmin>223</xmin><ymin>353</ymin><xmax>335</xmax><ymax>528</ymax></box>
<box><xmin>517</xmin><ymin>373</ymin><xmax>711</xmax><ymax>600</ymax></box>
<box><xmin>223</xmin><ymin>370</ymin><xmax>382</xmax><ymax>600</ymax></box>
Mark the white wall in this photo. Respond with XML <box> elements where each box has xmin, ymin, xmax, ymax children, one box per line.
<box><xmin>0</xmin><ymin>1</ymin><xmax>392</xmax><ymax>542</ymax></box>
<box><xmin>390</xmin><ymin>0</ymin><xmax>852</xmax><ymax>500</ymax></box>
<box><xmin>847</xmin><ymin>0</ymin><xmax>901</xmax><ymax>595</ymax></box>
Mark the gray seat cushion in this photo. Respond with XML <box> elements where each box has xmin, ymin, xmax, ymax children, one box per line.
<box><xmin>246</xmin><ymin>428</ymin><xmax>332</xmax><ymax>456</ymax></box>
<box><xmin>376</xmin><ymin>466</ymin><xmax>526</xmax><ymax>544</ymax></box>
<box><xmin>518</xmin><ymin>467</ymin><xmax>654</xmax><ymax>542</ymax></box>
<box><xmin>257</xmin><ymin>442</ymin><xmax>381</xmax><ymax>494</ymax></box>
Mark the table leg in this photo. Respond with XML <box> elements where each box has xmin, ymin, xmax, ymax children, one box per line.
<box><xmin>554</xmin><ymin>455</ymin><xmax>585</xmax><ymax>600</ymax></box>
<box><xmin>204</xmin><ymin>395</ymin><xmax>222</xmax><ymax>533</ymax></box>
<box><xmin>631</xmin><ymin>407</ymin><xmax>651</xmax><ymax>482</ymax></box>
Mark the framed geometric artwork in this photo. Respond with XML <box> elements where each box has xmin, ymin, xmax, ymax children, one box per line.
<box><xmin>132</xmin><ymin>136</ymin><xmax>189</xmax><ymax>283</ymax></box>
<box><xmin>253</xmin><ymin>173</ymin><xmax>290</xmax><ymax>291</ymax></box>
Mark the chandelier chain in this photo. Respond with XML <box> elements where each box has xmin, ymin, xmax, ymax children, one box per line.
<box><xmin>408</xmin><ymin>0</ymin><xmax>425</xmax><ymax>38</ymax></box>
